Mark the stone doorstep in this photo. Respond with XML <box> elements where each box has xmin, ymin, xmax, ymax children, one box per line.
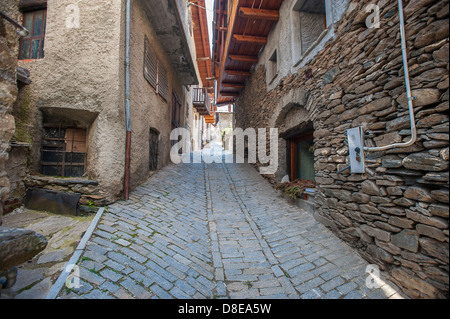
<box><xmin>25</xmin><ymin>175</ymin><xmax>99</xmax><ymax>187</ymax></box>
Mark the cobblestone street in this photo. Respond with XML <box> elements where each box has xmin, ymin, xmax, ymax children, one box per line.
<box><xmin>56</xmin><ymin>146</ymin><xmax>405</xmax><ymax>299</ymax></box>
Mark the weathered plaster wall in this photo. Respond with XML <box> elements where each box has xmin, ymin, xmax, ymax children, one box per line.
<box><xmin>0</xmin><ymin>1</ymin><xmax>20</xmax><ymax>223</ymax></box>
<box><xmin>128</xmin><ymin>0</ymin><xmax>196</xmax><ymax>191</ymax></box>
<box><xmin>15</xmin><ymin>0</ymin><xmax>126</xmax><ymax>203</ymax></box>
<box><xmin>262</xmin><ymin>0</ymin><xmax>351</xmax><ymax>91</ymax></box>
<box><xmin>236</xmin><ymin>0</ymin><xmax>449</xmax><ymax>298</ymax></box>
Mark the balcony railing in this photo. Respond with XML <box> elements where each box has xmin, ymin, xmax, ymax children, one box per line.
<box><xmin>193</xmin><ymin>88</ymin><xmax>211</xmax><ymax>116</ymax></box>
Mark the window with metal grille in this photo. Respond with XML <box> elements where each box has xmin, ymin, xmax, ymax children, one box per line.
<box><xmin>172</xmin><ymin>91</ymin><xmax>181</xmax><ymax>129</ymax></box>
<box><xmin>20</xmin><ymin>9</ymin><xmax>46</xmax><ymax>60</ymax></box>
<box><xmin>41</xmin><ymin>126</ymin><xmax>87</xmax><ymax>177</ymax></box>
<box><xmin>144</xmin><ymin>36</ymin><xmax>169</xmax><ymax>101</ymax></box>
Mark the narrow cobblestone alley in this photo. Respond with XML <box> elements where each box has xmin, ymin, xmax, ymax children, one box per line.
<box><xmin>58</xmin><ymin>145</ymin><xmax>406</xmax><ymax>300</ymax></box>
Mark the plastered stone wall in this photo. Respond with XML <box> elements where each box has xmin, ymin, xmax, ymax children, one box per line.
<box><xmin>14</xmin><ymin>0</ymin><xmax>126</xmax><ymax>204</ymax></box>
<box><xmin>0</xmin><ymin>1</ymin><xmax>20</xmax><ymax>223</ymax></box>
<box><xmin>128</xmin><ymin>0</ymin><xmax>194</xmax><ymax>190</ymax></box>
<box><xmin>235</xmin><ymin>0</ymin><xmax>449</xmax><ymax>298</ymax></box>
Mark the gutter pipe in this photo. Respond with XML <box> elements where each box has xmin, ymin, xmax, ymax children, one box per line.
<box><xmin>364</xmin><ymin>0</ymin><xmax>417</xmax><ymax>152</ymax></box>
<box><xmin>0</xmin><ymin>10</ymin><xmax>29</xmax><ymax>36</ymax></box>
<box><xmin>124</xmin><ymin>0</ymin><xmax>131</xmax><ymax>199</ymax></box>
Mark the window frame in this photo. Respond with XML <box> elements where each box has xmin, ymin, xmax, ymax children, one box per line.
<box><xmin>290</xmin><ymin>0</ymin><xmax>332</xmax><ymax>67</ymax></box>
<box><xmin>19</xmin><ymin>9</ymin><xmax>47</xmax><ymax>60</ymax></box>
<box><xmin>41</xmin><ymin>125</ymin><xmax>87</xmax><ymax>178</ymax></box>
<box><xmin>267</xmin><ymin>48</ymin><xmax>279</xmax><ymax>85</ymax></box>
<box><xmin>289</xmin><ymin>130</ymin><xmax>315</xmax><ymax>182</ymax></box>
<box><xmin>172</xmin><ymin>91</ymin><xmax>182</xmax><ymax>129</ymax></box>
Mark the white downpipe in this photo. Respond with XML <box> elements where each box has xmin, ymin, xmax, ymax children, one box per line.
<box><xmin>364</xmin><ymin>0</ymin><xmax>417</xmax><ymax>152</ymax></box>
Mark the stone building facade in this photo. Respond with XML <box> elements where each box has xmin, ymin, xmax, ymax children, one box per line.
<box><xmin>0</xmin><ymin>1</ymin><xmax>21</xmax><ymax>224</ymax></box>
<box><xmin>5</xmin><ymin>0</ymin><xmax>202</xmax><ymax>212</ymax></box>
<box><xmin>234</xmin><ymin>0</ymin><xmax>449</xmax><ymax>298</ymax></box>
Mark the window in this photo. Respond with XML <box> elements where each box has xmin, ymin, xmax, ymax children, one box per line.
<box><xmin>267</xmin><ymin>49</ymin><xmax>278</xmax><ymax>84</ymax></box>
<box><xmin>289</xmin><ymin>130</ymin><xmax>315</xmax><ymax>182</ymax></box>
<box><xmin>291</xmin><ymin>0</ymin><xmax>331</xmax><ymax>64</ymax></box>
<box><xmin>20</xmin><ymin>9</ymin><xmax>46</xmax><ymax>60</ymax></box>
<box><xmin>41</xmin><ymin>126</ymin><xmax>87</xmax><ymax>177</ymax></box>
<box><xmin>172</xmin><ymin>91</ymin><xmax>181</xmax><ymax>129</ymax></box>
<box><xmin>144</xmin><ymin>36</ymin><xmax>169</xmax><ymax>101</ymax></box>
<box><xmin>149</xmin><ymin>128</ymin><xmax>159</xmax><ymax>171</ymax></box>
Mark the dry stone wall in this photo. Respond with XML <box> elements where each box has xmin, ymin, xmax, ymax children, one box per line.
<box><xmin>0</xmin><ymin>1</ymin><xmax>20</xmax><ymax>224</ymax></box>
<box><xmin>235</xmin><ymin>0</ymin><xmax>449</xmax><ymax>298</ymax></box>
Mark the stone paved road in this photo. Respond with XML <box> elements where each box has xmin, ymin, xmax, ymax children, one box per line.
<box><xmin>59</xmin><ymin>150</ymin><xmax>406</xmax><ymax>299</ymax></box>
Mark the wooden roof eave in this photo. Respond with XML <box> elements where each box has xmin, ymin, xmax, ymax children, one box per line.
<box><xmin>214</xmin><ymin>0</ymin><xmax>283</xmax><ymax>103</ymax></box>
<box><xmin>191</xmin><ymin>0</ymin><xmax>214</xmax><ymax>89</ymax></box>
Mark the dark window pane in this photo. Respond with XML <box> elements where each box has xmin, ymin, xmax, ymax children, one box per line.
<box><xmin>65</xmin><ymin>152</ymin><xmax>85</xmax><ymax>164</ymax></box>
<box><xmin>65</xmin><ymin>166</ymin><xmax>85</xmax><ymax>178</ymax></box>
<box><xmin>296</xmin><ymin>140</ymin><xmax>315</xmax><ymax>181</ymax></box>
<box><xmin>42</xmin><ymin>150</ymin><xmax>63</xmax><ymax>163</ymax></box>
<box><xmin>31</xmin><ymin>39</ymin><xmax>40</xmax><ymax>59</ymax></box>
<box><xmin>23</xmin><ymin>13</ymin><xmax>33</xmax><ymax>38</ymax></box>
<box><xmin>33</xmin><ymin>11</ymin><xmax>43</xmax><ymax>36</ymax></box>
<box><xmin>41</xmin><ymin>165</ymin><xmax>62</xmax><ymax>177</ymax></box>
<box><xmin>21</xmin><ymin>39</ymin><xmax>31</xmax><ymax>59</ymax></box>
<box><xmin>44</xmin><ymin>128</ymin><xmax>66</xmax><ymax>139</ymax></box>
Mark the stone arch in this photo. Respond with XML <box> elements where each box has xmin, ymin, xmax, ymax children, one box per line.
<box><xmin>269</xmin><ymin>87</ymin><xmax>318</xmax><ymax>182</ymax></box>
<box><xmin>270</xmin><ymin>87</ymin><xmax>317</xmax><ymax>137</ymax></box>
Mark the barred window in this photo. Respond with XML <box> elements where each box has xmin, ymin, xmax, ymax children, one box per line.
<box><xmin>172</xmin><ymin>91</ymin><xmax>181</xmax><ymax>128</ymax></box>
<box><xmin>41</xmin><ymin>126</ymin><xmax>87</xmax><ymax>177</ymax></box>
<box><xmin>144</xmin><ymin>36</ymin><xmax>169</xmax><ymax>101</ymax></box>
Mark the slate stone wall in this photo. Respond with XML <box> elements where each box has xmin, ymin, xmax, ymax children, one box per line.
<box><xmin>235</xmin><ymin>0</ymin><xmax>449</xmax><ymax>298</ymax></box>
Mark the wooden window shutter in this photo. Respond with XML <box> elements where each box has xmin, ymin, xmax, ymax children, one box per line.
<box><xmin>144</xmin><ymin>36</ymin><xmax>158</xmax><ymax>90</ymax></box>
<box><xmin>158</xmin><ymin>63</ymin><xmax>169</xmax><ymax>101</ymax></box>
<box><xmin>143</xmin><ymin>35</ymin><xmax>169</xmax><ymax>102</ymax></box>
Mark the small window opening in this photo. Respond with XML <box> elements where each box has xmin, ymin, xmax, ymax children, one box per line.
<box><xmin>267</xmin><ymin>49</ymin><xmax>278</xmax><ymax>84</ymax></box>
<box><xmin>41</xmin><ymin>126</ymin><xmax>87</xmax><ymax>177</ymax></box>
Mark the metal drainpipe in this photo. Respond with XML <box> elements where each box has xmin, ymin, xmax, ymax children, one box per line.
<box><xmin>124</xmin><ymin>0</ymin><xmax>131</xmax><ymax>200</ymax></box>
<box><xmin>363</xmin><ymin>0</ymin><xmax>417</xmax><ymax>152</ymax></box>
<box><xmin>0</xmin><ymin>10</ymin><xmax>29</xmax><ymax>36</ymax></box>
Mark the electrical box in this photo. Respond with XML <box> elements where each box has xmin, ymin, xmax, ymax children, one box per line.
<box><xmin>347</xmin><ymin>127</ymin><xmax>365</xmax><ymax>174</ymax></box>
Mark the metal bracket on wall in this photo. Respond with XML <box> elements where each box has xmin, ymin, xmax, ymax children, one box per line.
<box><xmin>347</xmin><ymin>127</ymin><xmax>366</xmax><ymax>174</ymax></box>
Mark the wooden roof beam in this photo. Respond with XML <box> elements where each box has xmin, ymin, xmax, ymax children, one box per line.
<box><xmin>222</xmin><ymin>82</ymin><xmax>245</xmax><ymax>89</ymax></box>
<box><xmin>239</xmin><ymin>7</ymin><xmax>280</xmax><ymax>21</ymax></box>
<box><xmin>220</xmin><ymin>91</ymin><xmax>240</xmax><ymax>97</ymax></box>
<box><xmin>229</xmin><ymin>54</ymin><xmax>259</xmax><ymax>63</ymax></box>
<box><xmin>233</xmin><ymin>34</ymin><xmax>267</xmax><ymax>44</ymax></box>
<box><xmin>225</xmin><ymin>69</ymin><xmax>251</xmax><ymax>77</ymax></box>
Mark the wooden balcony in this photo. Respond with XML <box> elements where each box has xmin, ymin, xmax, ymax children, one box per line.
<box><xmin>193</xmin><ymin>88</ymin><xmax>211</xmax><ymax>116</ymax></box>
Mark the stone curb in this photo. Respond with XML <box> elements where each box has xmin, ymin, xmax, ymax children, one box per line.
<box><xmin>45</xmin><ymin>207</ymin><xmax>106</xmax><ymax>299</ymax></box>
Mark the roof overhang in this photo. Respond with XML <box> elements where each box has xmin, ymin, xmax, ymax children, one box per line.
<box><xmin>213</xmin><ymin>0</ymin><xmax>284</xmax><ymax>104</ymax></box>
<box><xmin>140</xmin><ymin>0</ymin><xmax>199</xmax><ymax>86</ymax></box>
